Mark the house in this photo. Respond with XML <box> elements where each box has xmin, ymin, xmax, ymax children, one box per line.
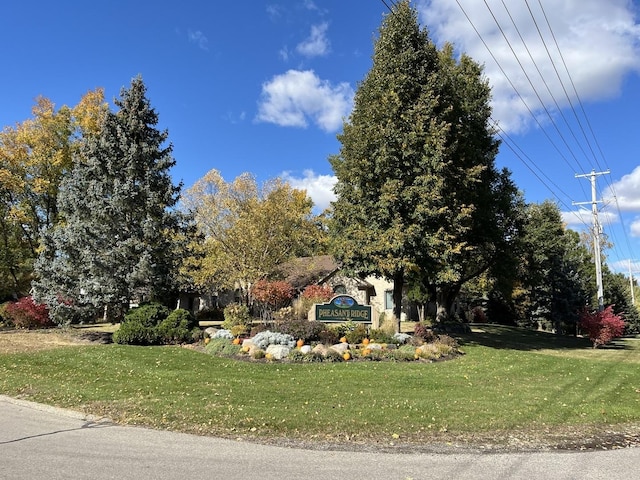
<box><xmin>273</xmin><ymin>255</ymin><xmax>418</xmax><ymax>322</ymax></box>
<box><xmin>177</xmin><ymin>255</ymin><xmax>420</xmax><ymax>322</ymax></box>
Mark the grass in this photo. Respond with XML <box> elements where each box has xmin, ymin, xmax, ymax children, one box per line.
<box><xmin>1</xmin><ymin>324</ymin><xmax>639</xmax><ymax>447</ymax></box>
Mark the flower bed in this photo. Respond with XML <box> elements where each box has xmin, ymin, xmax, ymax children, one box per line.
<box><xmin>203</xmin><ymin>329</ymin><xmax>463</xmax><ymax>363</ymax></box>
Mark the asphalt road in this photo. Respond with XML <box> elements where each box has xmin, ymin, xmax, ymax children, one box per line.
<box><xmin>1</xmin><ymin>395</ymin><xmax>638</xmax><ymax>480</ymax></box>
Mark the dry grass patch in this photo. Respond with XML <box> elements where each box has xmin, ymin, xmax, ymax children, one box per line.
<box><xmin>0</xmin><ymin>330</ymin><xmax>82</xmax><ymax>354</ymax></box>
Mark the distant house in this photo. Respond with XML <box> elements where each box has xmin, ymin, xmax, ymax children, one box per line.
<box><xmin>177</xmin><ymin>255</ymin><xmax>419</xmax><ymax>321</ymax></box>
<box><xmin>273</xmin><ymin>255</ymin><xmax>418</xmax><ymax>322</ymax></box>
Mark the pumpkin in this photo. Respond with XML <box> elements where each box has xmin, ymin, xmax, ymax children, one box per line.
<box><xmin>340</xmin><ymin>336</ymin><xmax>348</xmax><ymax>344</ymax></box>
<box><xmin>296</xmin><ymin>339</ymin><xmax>305</xmax><ymax>348</ymax></box>
<box><xmin>362</xmin><ymin>338</ymin><xmax>370</xmax><ymax>346</ymax></box>
<box><xmin>343</xmin><ymin>352</ymin><xmax>351</xmax><ymax>361</ymax></box>
<box><xmin>204</xmin><ymin>337</ymin><xmax>211</xmax><ymax>345</ymax></box>
<box><xmin>232</xmin><ymin>337</ymin><xmax>241</xmax><ymax>345</ymax></box>
<box><xmin>361</xmin><ymin>348</ymin><xmax>371</xmax><ymax>356</ymax></box>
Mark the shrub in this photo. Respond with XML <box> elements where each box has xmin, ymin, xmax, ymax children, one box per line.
<box><xmin>251</xmin><ymin>330</ymin><xmax>295</xmax><ymax>350</ymax></box>
<box><xmin>252</xmin><ymin>280</ymin><xmax>294</xmax><ymax>314</ymax></box>
<box><xmin>414</xmin><ymin>322</ymin><xmax>435</xmax><ymax>342</ymax></box>
<box><xmin>387</xmin><ymin>346</ymin><xmax>416</xmax><ymax>362</ymax></box>
<box><xmin>230</xmin><ymin>324</ymin><xmax>248</xmax><ymax>338</ymax></box>
<box><xmin>3</xmin><ymin>297</ymin><xmax>53</xmax><ymax>329</ymax></box>
<box><xmin>249</xmin><ymin>323</ymin><xmax>269</xmax><ymax>337</ymax></box>
<box><xmin>369</xmin><ymin>329</ymin><xmax>395</xmax><ymax>344</ymax></box>
<box><xmin>0</xmin><ymin>302</ymin><xmax>10</xmax><ymax>327</ymax></box>
<box><xmin>195</xmin><ymin>307</ymin><xmax>224</xmax><ymax>322</ymax></box>
<box><xmin>345</xmin><ymin>323</ymin><xmax>368</xmax><ymax>344</ymax></box>
<box><xmin>317</xmin><ymin>326</ymin><xmax>340</xmax><ymax>345</ymax></box>
<box><xmin>157</xmin><ymin>309</ymin><xmax>198</xmax><ymax>344</ymax></box>
<box><xmin>273</xmin><ymin>317</ymin><xmax>325</xmax><ymax>342</ymax></box>
<box><xmin>469</xmin><ymin>306</ymin><xmax>487</xmax><ymax>323</ymax></box>
<box><xmin>124</xmin><ymin>303</ymin><xmax>170</xmax><ymax>327</ymax></box>
<box><xmin>392</xmin><ymin>332</ymin><xmax>412</xmax><ymax>344</ymax></box>
<box><xmin>579</xmin><ymin>306</ymin><xmax>626</xmax><ymax>348</ymax></box>
<box><xmin>113</xmin><ymin>321</ymin><xmax>160</xmax><ymax>345</ymax></box>
<box><xmin>213</xmin><ymin>329</ymin><xmax>233</xmax><ymax>340</ymax></box>
<box><xmin>301</xmin><ymin>284</ymin><xmax>334</xmax><ymax>302</ymax></box>
<box><xmin>222</xmin><ymin>303</ymin><xmax>252</xmax><ymax>330</ymax></box>
<box><xmin>205</xmin><ymin>338</ymin><xmax>241</xmax><ymax>357</ymax></box>
<box><xmin>297</xmin><ymin>284</ymin><xmax>334</xmax><ymax>318</ymax></box>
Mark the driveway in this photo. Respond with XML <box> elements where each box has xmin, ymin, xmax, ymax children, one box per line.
<box><xmin>1</xmin><ymin>395</ymin><xmax>638</xmax><ymax>480</ymax></box>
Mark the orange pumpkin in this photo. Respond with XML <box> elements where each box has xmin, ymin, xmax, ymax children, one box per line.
<box><xmin>340</xmin><ymin>336</ymin><xmax>348</xmax><ymax>344</ymax></box>
<box><xmin>362</xmin><ymin>338</ymin><xmax>370</xmax><ymax>346</ymax></box>
<box><xmin>204</xmin><ymin>337</ymin><xmax>211</xmax><ymax>345</ymax></box>
<box><xmin>296</xmin><ymin>339</ymin><xmax>304</xmax><ymax>348</ymax></box>
<box><xmin>232</xmin><ymin>338</ymin><xmax>241</xmax><ymax>345</ymax></box>
<box><xmin>343</xmin><ymin>352</ymin><xmax>351</xmax><ymax>361</ymax></box>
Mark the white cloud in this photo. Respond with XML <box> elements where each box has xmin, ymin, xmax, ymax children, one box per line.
<box><xmin>605</xmin><ymin>166</ymin><xmax>640</xmax><ymax>212</ymax></box>
<box><xmin>187</xmin><ymin>29</ymin><xmax>209</xmax><ymax>51</ymax></box>
<box><xmin>296</xmin><ymin>22</ymin><xmax>331</xmax><ymax>57</ymax></box>
<box><xmin>256</xmin><ymin>69</ymin><xmax>354</xmax><ymax>132</ymax></box>
<box><xmin>561</xmin><ymin>208</ymin><xmax>618</xmax><ymax>228</ymax></box>
<box><xmin>631</xmin><ymin>218</ymin><xmax>640</xmax><ymax>238</ymax></box>
<box><xmin>281</xmin><ymin>169</ymin><xmax>336</xmax><ymax>212</ymax></box>
<box><xmin>417</xmin><ymin>0</ymin><xmax>640</xmax><ymax>133</ymax></box>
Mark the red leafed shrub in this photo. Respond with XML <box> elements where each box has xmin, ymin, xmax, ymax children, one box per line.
<box><xmin>252</xmin><ymin>280</ymin><xmax>294</xmax><ymax>312</ymax></box>
<box><xmin>4</xmin><ymin>296</ymin><xmax>54</xmax><ymax>329</ymax></box>
<box><xmin>301</xmin><ymin>284</ymin><xmax>334</xmax><ymax>302</ymax></box>
<box><xmin>579</xmin><ymin>305</ymin><xmax>626</xmax><ymax>348</ymax></box>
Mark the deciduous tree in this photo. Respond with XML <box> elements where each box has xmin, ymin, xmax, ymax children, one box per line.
<box><xmin>0</xmin><ymin>91</ymin><xmax>107</xmax><ymax>300</ymax></box>
<box><xmin>182</xmin><ymin>169</ymin><xmax>326</xmax><ymax>303</ymax></box>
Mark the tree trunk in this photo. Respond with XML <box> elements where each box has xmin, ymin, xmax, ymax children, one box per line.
<box><xmin>393</xmin><ymin>270</ymin><xmax>404</xmax><ymax>333</ymax></box>
<box><xmin>435</xmin><ymin>285</ymin><xmax>461</xmax><ymax>323</ymax></box>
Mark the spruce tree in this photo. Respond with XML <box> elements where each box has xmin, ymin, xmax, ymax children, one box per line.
<box><xmin>34</xmin><ymin>77</ymin><xmax>183</xmax><ymax>323</ymax></box>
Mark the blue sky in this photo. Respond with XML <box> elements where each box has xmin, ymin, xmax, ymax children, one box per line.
<box><xmin>2</xmin><ymin>0</ymin><xmax>640</xmax><ymax>274</ymax></box>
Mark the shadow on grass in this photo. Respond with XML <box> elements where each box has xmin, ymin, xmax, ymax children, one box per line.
<box><xmin>455</xmin><ymin>323</ymin><xmax>620</xmax><ymax>352</ymax></box>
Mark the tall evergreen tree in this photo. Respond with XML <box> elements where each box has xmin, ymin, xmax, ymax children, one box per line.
<box><xmin>516</xmin><ymin>202</ymin><xmax>592</xmax><ymax>333</ymax></box>
<box><xmin>330</xmin><ymin>1</ymin><xmax>521</xmax><ymax>328</ymax></box>
<box><xmin>33</xmin><ymin>77</ymin><xmax>183</xmax><ymax>323</ymax></box>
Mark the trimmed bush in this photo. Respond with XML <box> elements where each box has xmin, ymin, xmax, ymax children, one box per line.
<box><xmin>113</xmin><ymin>320</ymin><xmax>160</xmax><ymax>345</ymax></box>
<box><xmin>124</xmin><ymin>303</ymin><xmax>170</xmax><ymax>327</ymax></box>
<box><xmin>157</xmin><ymin>309</ymin><xmax>198</xmax><ymax>344</ymax></box>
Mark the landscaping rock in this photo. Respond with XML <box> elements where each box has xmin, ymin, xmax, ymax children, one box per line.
<box><xmin>367</xmin><ymin>342</ymin><xmax>383</xmax><ymax>350</ymax></box>
<box><xmin>242</xmin><ymin>339</ymin><xmax>256</xmax><ymax>350</ymax></box>
<box><xmin>300</xmin><ymin>345</ymin><xmax>312</xmax><ymax>354</ymax></box>
<box><xmin>204</xmin><ymin>327</ymin><xmax>217</xmax><ymax>338</ymax></box>
<box><xmin>330</xmin><ymin>342</ymin><xmax>349</xmax><ymax>354</ymax></box>
<box><xmin>266</xmin><ymin>344</ymin><xmax>290</xmax><ymax>360</ymax></box>
<box><xmin>312</xmin><ymin>344</ymin><xmax>328</xmax><ymax>356</ymax></box>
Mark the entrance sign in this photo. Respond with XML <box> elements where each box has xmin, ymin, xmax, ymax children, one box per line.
<box><xmin>314</xmin><ymin>295</ymin><xmax>372</xmax><ymax>324</ymax></box>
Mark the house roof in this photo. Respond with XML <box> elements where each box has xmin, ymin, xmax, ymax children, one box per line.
<box><xmin>273</xmin><ymin>255</ymin><xmax>339</xmax><ymax>289</ymax></box>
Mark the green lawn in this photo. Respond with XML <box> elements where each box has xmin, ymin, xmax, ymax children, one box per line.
<box><xmin>1</xmin><ymin>325</ymin><xmax>639</xmax><ymax>446</ymax></box>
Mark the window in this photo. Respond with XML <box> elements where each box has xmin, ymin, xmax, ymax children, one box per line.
<box><xmin>333</xmin><ymin>284</ymin><xmax>347</xmax><ymax>294</ymax></box>
<box><xmin>384</xmin><ymin>290</ymin><xmax>394</xmax><ymax>310</ymax></box>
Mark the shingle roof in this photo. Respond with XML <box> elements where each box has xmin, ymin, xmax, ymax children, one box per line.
<box><xmin>272</xmin><ymin>255</ymin><xmax>339</xmax><ymax>289</ymax></box>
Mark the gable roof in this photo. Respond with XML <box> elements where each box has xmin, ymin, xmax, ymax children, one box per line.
<box><xmin>272</xmin><ymin>255</ymin><xmax>339</xmax><ymax>290</ymax></box>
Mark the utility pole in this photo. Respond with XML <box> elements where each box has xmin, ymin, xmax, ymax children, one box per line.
<box><xmin>630</xmin><ymin>260</ymin><xmax>638</xmax><ymax>306</ymax></box>
<box><xmin>574</xmin><ymin>169</ymin><xmax>609</xmax><ymax>311</ymax></box>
